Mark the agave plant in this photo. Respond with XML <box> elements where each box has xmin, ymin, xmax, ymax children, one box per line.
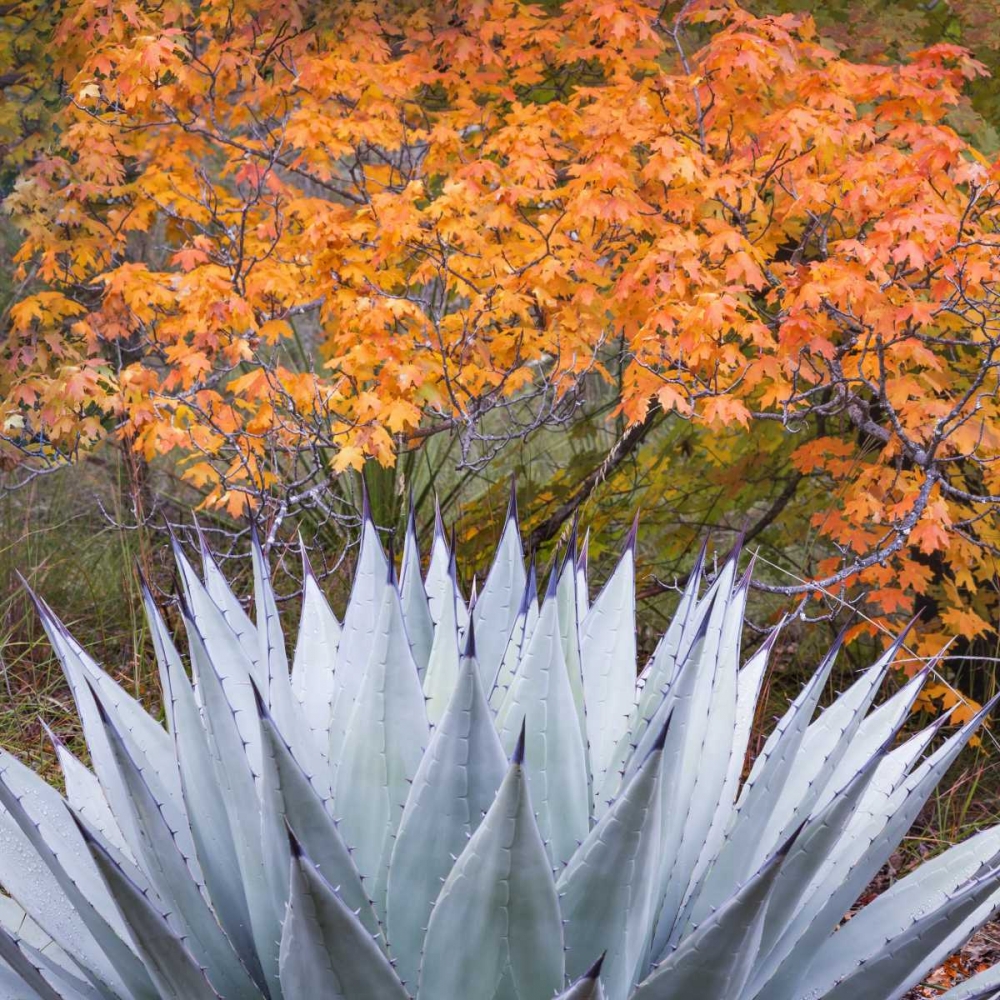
<box><xmin>2</xmin><ymin>490</ymin><xmax>999</xmax><ymax>1000</ymax></box>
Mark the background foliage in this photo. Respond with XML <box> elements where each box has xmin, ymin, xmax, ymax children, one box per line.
<box><xmin>2</xmin><ymin>0</ymin><xmax>1000</xmax><ymax>721</ymax></box>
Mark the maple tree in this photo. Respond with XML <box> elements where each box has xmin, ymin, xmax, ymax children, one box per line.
<box><xmin>759</xmin><ymin>0</ymin><xmax>1000</xmax><ymax>154</ymax></box>
<box><xmin>3</xmin><ymin>0</ymin><xmax>1000</xmax><ymax>711</ymax></box>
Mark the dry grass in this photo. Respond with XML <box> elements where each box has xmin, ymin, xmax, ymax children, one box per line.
<box><xmin>0</xmin><ymin>463</ymin><xmax>164</xmax><ymax>779</ymax></box>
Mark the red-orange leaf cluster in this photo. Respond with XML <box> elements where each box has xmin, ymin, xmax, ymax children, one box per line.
<box><xmin>3</xmin><ymin>0</ymin><xmax>1000</xmax><ymax>692</ymax></box>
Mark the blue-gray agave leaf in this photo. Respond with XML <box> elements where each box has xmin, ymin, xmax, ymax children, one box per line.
<box><xmin>470</xmin><ymin>481</ymin><xmax>527</xmax><ymax>685</ymax></box>
<box><xmin>290</xmin><ymin>541</ymin><xmax>340</xmax><ymax>739</ymax></box>
<box><xmin>400</xmin><ymin>500</ymin><xmax>434</xmax><ymax>677</ymax></box>
<box><xmin>333</xmin><ymin>577</ymin><xmax>429</xmax><ymax>924</ymax></box>
<box><xmin>580</xmin><ymin>519</ymin><xmax>637</xmax><ymax>800</ymax></box>
<box><xmin>279</xmin><ymin>836</ymin><xmax>409</xmax><ymax>1000</ymax></box>
<box><xmin>388</xmin><ymin>627</ymin><xmax>506</xmax><ymax>988</ymax></box>
<box><xmin>495</xmin><ymin>568</ymin><xmax>589</xmax><ymax>868</ymax></box>
<box><xmin>417</xmin><ymin>729</ymin><xmax>564</xmax><ymax>1000</ymax></box>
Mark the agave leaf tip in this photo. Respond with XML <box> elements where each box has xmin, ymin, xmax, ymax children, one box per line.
<box><xmin>506</xmin><ymin>474</ymin><xmax>518</xmax><ymax>524</ymax></box>
<box><xmin>512</xmin><ymin>720</ymin><xmax>527</xmax><ymax>765</ymax></box>
<box><xmin>576</xmin><ymin>528</ymin><xmax>590</xmax><ymax>574</ymax></box>
<box><xmin>285</xmin><ymin>818</ymin><xmax>305</xmax><ymax>859</ymax></box>
<box><xmin>387</xmin><ymin>536</ymin><xmax>398</xmax><ymax>586</ymax></box>
<box><xmin>545</xmin><ymin>559</ymin><xmax>559</xmax><ymax>600</ymax></box>
<box><xmin>249</xmin><ymin>675</ymin><xmax>268</xmax><ymax>719</ymax></box>
<box><xmin>564</xmin><ymin>512</ymin><xmax>580</xmax><ymax>563</ymax></box>
<box><xmin>85</xmin><ymin>678</ymin><xmax>113</xmax><ymax>727</ymax></box>
<box><xmin>433</xmin><ymin>493</ymin><xmax>446</xmax><ymax>541</ymax></box>
<box><xmin>298</xmin><ymin>531</ymin><xmax>316</xmax><ymax>581</ymax></box>
<box><xmin>651</xmin><ymin>712</ymin><xmax>672</xmax><ymax>754</ymax></box>
<box><xmin>737</xmin><ymin>548</ymin><xmax>759</xmax><ymax>590</ymax></box>
<box><xmin>624</xmin><ymin>509</ymin><xmax>640</xmax><ymax>553</ymax></box>
<box><xmin>361</xmin><ymin>476</ymin><xmax>372</xmax><ymax>524</ymax></box>
<box><xmin>406</xmin><ymin>491</ymin><xmax>418</xmax><ymax>538</ymax></box>
<box><xmin>463</xmin><ymin>617</ymin><xmax>477</xmax><ymax>660</ymax></box>
<box><xmin>448</xmin><ymin>526</ymin><xmax>458</xmax><ymax>573</ymax></box>
<box><xmin>38</xmin><ymin>717</ymin><xmax>64</xmax><ymax>752</ymax></box>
